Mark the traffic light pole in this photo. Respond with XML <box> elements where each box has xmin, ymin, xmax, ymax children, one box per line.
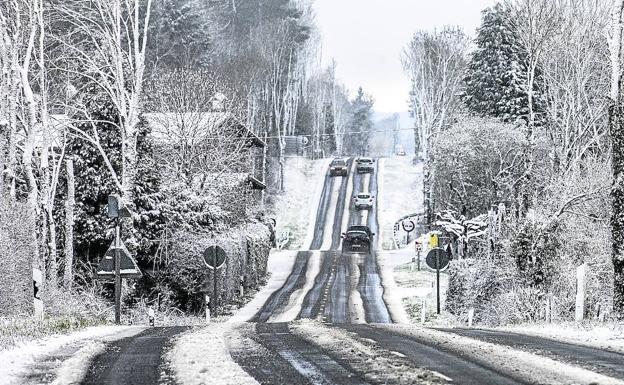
<box><xmin>114</xmin><ymin>218</ymin><xmax>121</xmax><ymax>324</ymax></box>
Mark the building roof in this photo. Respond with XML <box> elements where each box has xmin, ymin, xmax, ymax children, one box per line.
<box><xmin>143</xmin><ymin>112</ymin><xmax>266</xmax><ymax>148</ymax></box>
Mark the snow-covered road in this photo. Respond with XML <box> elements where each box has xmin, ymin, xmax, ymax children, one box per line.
<box><xmin>12</xmin><ymin>156</ymin><xmax>624</xmax><ymax>385</ymax></box>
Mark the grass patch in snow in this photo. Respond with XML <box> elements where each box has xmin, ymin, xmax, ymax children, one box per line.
<box><xmin>0</xmin><ymin>316</ymin><xmax>105</xmax><ymax>350</ymax></box>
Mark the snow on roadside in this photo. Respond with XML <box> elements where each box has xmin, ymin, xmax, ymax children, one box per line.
<box><xmin>290</xmin><ymin>320</ymin><xmax>445</xmax><ymax>385</ymax></box>
<box><xmin>379</xmin><ymin>324</ymin><xmax>624</xmax><ymax>385</ymax></box>
<box><xmin>169</xmin><ymin>323</ymin><xmax>258</xmax><ymax>385</ymax></box>
<box><xmin>50</xmin><ymin>340</ymin><xmax>105</xmax><ymax>385</ymax></box>
<box><xmin>272</xmin><ymin>157</ymin><xmax>330</xmax><ymax>250</ymax></box>
<box><xmin>229</xmin><ymin>250</ymin><xmax>298</xmax><ymax>323</ymax></box>
<box><xmin>376</xmin><ymin>157</ymin><xmax>424</xmax><ymax>324</ymax></box>
<box><xmin>0</xmin><ymin>325</ymin><xmax>143</xmax><ymax>385</ymax></box>
<box><xmin>378</xmin><ymin>251</ymin><xmax>410</xmax><ymax>324</ymax></box>
<box><xmin>494</xmin><ymin>321</ymin><xmax>624</xmax><ymax>354</ymax></box>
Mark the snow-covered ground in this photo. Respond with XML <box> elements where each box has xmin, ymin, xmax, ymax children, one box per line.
<box><xmin>380</xmin><ymin>324</ymin><xmax>624</xmax><ymax>385</ymax></box>
<box><xmin>169</xmin><ymin>323</ymin><xmax>258</xmax><ymax>385</ymax></box>
<box><xmin>0</xmin><ymin>325</ymin><xmax>144</xmax><ymax>385</ymax></box>
<box><xmin>494</xmin><ymin>321</ymin><xmax>624</xmax><ymax>353</ymax></box>
<box><xmin>270</xmin><ymin>157</ymin><xmax>330</xmax><ymax>250</ymax></box>
<box><xmin>378</xmin><ymin>157</ymin><xmax>423</xmax><ymax>250</ymax></box>
<box><xmin>377</xmin><ymin>157</ymin><xmax>452</xmax><ymax>324</ymax></box>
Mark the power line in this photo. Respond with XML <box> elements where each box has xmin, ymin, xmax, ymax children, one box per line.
<box><xmin>167</xmin><ymin>127</ymin><xmax>417</xmax><ymax>141</ymax></box>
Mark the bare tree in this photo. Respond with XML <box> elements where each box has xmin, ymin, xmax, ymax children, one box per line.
<box><xmin>541</xmin><ymin>0</ymin><xmax>610</xmax><ymax>176</ymax></box>
<box><xmin>511</xmin><ymin>0</ymin><xmax>561</xmax><ymax>212</ymax></box>
<box><xmin>55</xmin><ymin>0</ymin><xmax>153</xmax><ymax>204</ymax></box>
<box><xmin>402</xmin><ymin>27</ymin><xmax>469</xmax><ymax>225</ymax></box>
<box><xmin>608</xmin><ymin>0</ymin><xmax>624</xmax><ymax>318</ymax></box>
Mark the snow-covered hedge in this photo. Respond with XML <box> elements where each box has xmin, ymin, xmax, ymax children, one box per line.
<box><xmin>0</xmin><ymin>198</ymin><xmax>35</xmax><ymax>317</ymax></box>
<box><xmin>155</xmin><ymin>222</ymin><xmax>271</xmax><ymax>313</ymax></box>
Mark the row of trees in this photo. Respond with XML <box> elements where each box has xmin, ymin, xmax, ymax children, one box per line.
<box><xmin>404</xmin><ymin>0</ymin><xmax>623</xmax><ymax>322</ymax></box>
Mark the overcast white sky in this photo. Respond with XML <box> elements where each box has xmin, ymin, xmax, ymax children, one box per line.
<box><xmin>312</xmin><ymin>0</ymin><xmax>496</xmax><ymax>114</ymax></box>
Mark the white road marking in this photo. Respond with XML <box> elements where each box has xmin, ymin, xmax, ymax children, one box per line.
<box><xmin>430</xmin><ymin>370</ymin><xmax>453</xmax><ymax>382</ymax></box>
<box><xmin>361</xmin><ymin>338</ymin><xmax>377</xmax><ymax>345</ymax></box>
<box><xmin>390</xmin><ymin>351</ymin><xmax>406</xmax><ymax>358</ymax></box>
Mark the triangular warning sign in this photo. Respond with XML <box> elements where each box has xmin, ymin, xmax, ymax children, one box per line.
<box><xmin>96</xmin><ymin>239</ymin><xmax>142</xmax><ymax>279</ymax></box>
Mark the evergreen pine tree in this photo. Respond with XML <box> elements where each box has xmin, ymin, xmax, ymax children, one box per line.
<box><xmin>345</xmin><ymin>87</ymin><xmax>374</xmax><ymax>156</ymax></box>
<box><xmin>464</xmin><ymin>3</ymin><xmax>530</xmax><ymax>122</ymax></box>
<box><xmin>66</xmin><ymin>89</ymin><xmax>165</xmax><ymax>268</ymax></box>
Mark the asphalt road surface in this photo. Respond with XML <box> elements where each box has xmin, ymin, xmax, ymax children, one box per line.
<box><xmin>80</xmin><ymin>327</ymin><xmax>187</xmax><ymax>385</ymax></box>
<box><xmin>344</xmin><ymin>324</ymin><xmax>527</xmax><ymax>385</ymax></box>
<box><xmin>251</xmin><ymin>158</ymin><xmax>390</xmax><ymax>324</ymax></box>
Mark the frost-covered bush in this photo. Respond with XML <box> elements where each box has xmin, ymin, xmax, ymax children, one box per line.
<box><xmin>145</xmin><ymin>223</ymin><xmax>271</xmax><ymax>313</ymax></box>
<box><xmin>431</xmin><ymin>115</ymin><xmax>525</xmax><ymax>216</ymax></box>
<box><xmin>0</xmin><ymin>197</ymin><xmax>35</xmax><ymax>316</ymax></box>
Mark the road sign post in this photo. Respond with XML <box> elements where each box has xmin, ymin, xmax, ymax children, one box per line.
<box><xmin>203</xmin><ymin>246</ymin><xmax>227</xmax><ymax>318</ymax></box>
<box><xmin>402</xmin><ymin>220</ymin><xmax>415</xmax><ymax>245</ymax></box>
<box><xmin>426</xmin><ymin>246</ymin><xmax>449</xmax><ymax>315</ymax></box>
<box><xmin>436</xmin><ymin>247</ymin><xmax>441</xmax><ymax>314</ymax></box>
<box><xmin>104</xmin><ymin>195</ymin><xmax>137</xmax><ymax>325</ymax></box>
<box><xmin>213</xmin><ymin>251</ymin><xmax>218</xmax><ymax>315</ymax></box>
<box><xmin>114</xmin><ymin>219</ymin><xmax>121</xmax><ymax>324</ymax></box>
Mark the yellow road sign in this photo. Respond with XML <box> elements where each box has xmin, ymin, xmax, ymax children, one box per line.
<box><xmin>429</xmin><ymin>233</ymin><xmax>439</xmax><ymax>248</ymax></box>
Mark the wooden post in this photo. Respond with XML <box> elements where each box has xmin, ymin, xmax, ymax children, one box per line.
<box><xmin>114</xmin><ymin>220</ymin><xmax>121</xmax><ymax>324</ymax></box>
<box><xmin>64</xmin><ymin>159</ymin><xmax>75</xmax><ymax>290</ymax></box>
<box><xmin>575</xmin><ymin>263</ymin><xmax>586</xmax><ymax>322</ymax></box>
<box><xmin>468</xmin><ymin>308</ymin><xmax>475</xmax><ymax>327</ymax></box>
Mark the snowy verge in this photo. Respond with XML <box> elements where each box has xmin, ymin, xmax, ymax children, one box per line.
<box><xmin>377</xmin><ymin>251</ymin><xmax>410</xmax><ymax>324</ymax></box>
<box><xmin>376</xmin><ymin>324</ymin><xmax>624</xmax><ymax>385</ymax></box>
<box><xmin>493</xmin><ymin>321</ymin><xmax>624</xmax><ymax>354</ymax></box>
<box><xmin>290</xmin><ymin>320</ymin><xmax>444</xmax><ymax>384</ymax></box>
<box><xmin>277</xmin><ymin>157</ymin><xmax>330</xmax><ymax>250</ymax></box>
<box><xmin>51</xmin><ymin>340</ymin><xmax>105</xmax><ymax>385</ymax></box>
<box><xmin>378</xmin><ymin>157</ymin><xmax>423</xmax><ymax>249</ymax></box>
<box><xmin>229</xmin><ymin>250</ymin><xmax>298</xmax><ymax>323</ymax></box>
<box><xmin>0</xmin><ymin>325</ymin><xmax>143</xmax><ymax>385</ymax></box>
<box><xmin>169</xmin><ymin>323</ymin><xmax>258</xmax><ymax>385</ymax></box>
<box><xmin>376</xmin><ymin>157</ymin><xmax>386</xmax><ymax>252</ymax></box>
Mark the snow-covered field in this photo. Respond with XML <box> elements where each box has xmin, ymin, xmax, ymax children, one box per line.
<box><xmin>378</xmin><ymin>157</ymin><xmax>423</xmax><ymax>250</ymax></box>
<box><xmin>270</xmin><ymin>157</ymin><xmax>330</xmax><ymax>250</ymax></box>
<box><xmin>0</xmin><ymin>325</ymin><xmax>144</xmax><ymax>385</ymax></box>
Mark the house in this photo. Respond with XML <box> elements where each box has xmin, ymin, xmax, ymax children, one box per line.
<box><xmin>143</xmin><ymin>111</ymin><xmax>267</xmax><ymax>202</ymax></box>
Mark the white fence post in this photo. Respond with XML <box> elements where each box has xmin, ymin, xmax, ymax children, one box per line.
<box><xmin>575</xmin><ymin>263</ymin><xmax>586</xmax><ymax>322</ymax></box>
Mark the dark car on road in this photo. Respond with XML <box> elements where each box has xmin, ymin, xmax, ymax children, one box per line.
<box><xmin>356</xmin><ymin>157</ymin><xmax>374</xmax><ymax>173</ymax></box>
<box><xmin>341</xmin><ymin>225</ymin><xmax>374</xmax><ymax>253</ymax></box>
<box><xmin>329</xmin><ymin>158</ymin><xmax>348</xmax><ymax>176</ymax></box>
